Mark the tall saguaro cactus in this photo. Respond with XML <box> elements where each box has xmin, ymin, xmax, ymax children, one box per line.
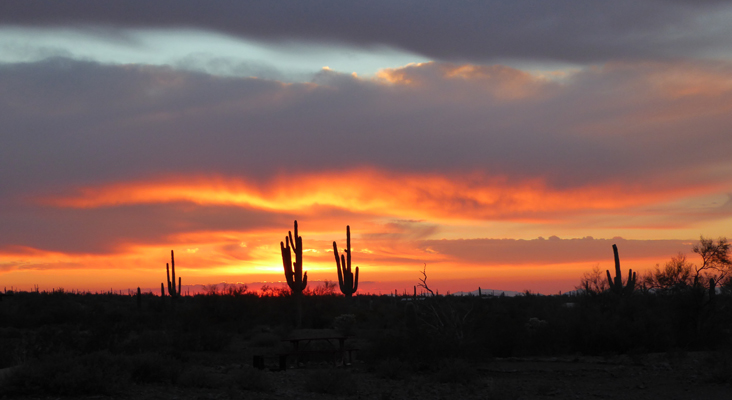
<box><xmin>164</xmin><ymin>250</ymin><xmax>182</xmax><ymax>298</ymax></box>
<box><xmin>606</xmin><ymin>244</ymin><xmax>636</xmax><ymax>295</ymax></box>
<box><xmin>281</xmin><ymin>220</ymin><xmax>307</xmax><ymax>295</ymax></box>
<box><xmin>333</xmin><ymin>225</ymin><xmax>359</xmax><ymax>297</ymax></box>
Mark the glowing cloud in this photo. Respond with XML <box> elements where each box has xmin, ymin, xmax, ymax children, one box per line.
<box><xmin>39</xmin><ymin>169</ymin><xmax>720</xmax><ymax>223</ymax></box>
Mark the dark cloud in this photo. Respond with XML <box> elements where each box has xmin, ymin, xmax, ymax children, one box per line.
<box><xmin>1</xmin><ymin>1</ymin><xmax>730</xmax><ymax>63</ymax></box>
<box><xmin>0</xmin><ymin>202</ymin><xmax>291</xmax><ymax>254</ymax></box>
<box><xmin>2</xmin><ymin>57</ymin><xmax>731</xmax><ymax>200</ymax></box>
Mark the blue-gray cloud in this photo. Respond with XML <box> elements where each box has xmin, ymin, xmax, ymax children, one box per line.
<box><xmin>1</xmin><ymin>1</ymin><xmax>731</xmax><ymax>63</ymax></box>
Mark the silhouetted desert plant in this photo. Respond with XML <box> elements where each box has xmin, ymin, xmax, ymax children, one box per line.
<box><xmin>576</xmin><ymin>265</ymin><xmax>609</xmax><ymax>295</ymax></box>
<box><xmin>281</xmin><ymin>220</ymin><xmax>307</xmax><ymax>327</ymax></box>
<box><xmin>281</xmin><ymin>220</ymin><xmax>308</xmax><ymax>295</ymax></box>
<box><xmin>334</xmin><ymin>225</ymin><xmax>359</xmax><ymax>297</ymax></box>
<box><xmin>333</xmin><ymin>313</ymin><xmax>357</xmax><ymax>336</ymax></box>
<box><xmin>1</xmin><ymin>351</ymin><xmax>130</xmax><ymax>396</ymax></box>
<box><xmin>607</xmin><ymin>244</ymin><xmax>636</xmax><ymax>295</ymax></box>
<box><xmin>163</xmin><ymin>250</ymin><xmax>182</xmax><ymax>298</ymax></box>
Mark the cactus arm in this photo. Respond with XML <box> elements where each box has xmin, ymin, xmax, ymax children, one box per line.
<box><xmin>334</xmin><ymin>225</ymin><xmax>358</xmax><ymax>297</ymax></box>
<box><xmin>171</xmin><ymin>250</ymin><xmax>176</xmax><ymax>296</ymax></box>
<box><xmin>338</xmin><ymin>254</ymin><xmax>346</xmax><ymax>287</ymax></box>
<box><xmin>346</xmin><ymin>225</ymin><xmax>351</xmax><ymax>277</ymax></box>
<box><xmin>334</xmin><ymin>241</ymin><xmax>344</xmax><ymax>287</ymax></box>
<box><xmin>294</xmin><ymin>233</ymin><xmax>304</xmax><ymax>290</ymax></box>
<box><xmin>281</xmin><ymin>240</ymin><xmax>294</xmax><ymax>287</ymax></box>
<box><xmin>164</xmin><ymin>250</ymin><xmax>181</xmax><ymax>298</ymax></box>
<box><xmin>166</xmin><ymin>263</ymin><xmax>171</xmax><ymax>294</ymax></box>
<box><xmin>606</xmin><ymin>244</ymin><xmax>634</xmax><ymax>295</ymax></box>
<box><xmin>613</xmin><ymin>244</ymin><xmax>623</xmax><ymax>290</ymax></box>
<box><xmin>281</xmin><ymin>220</ymin><xmax>307</xmax><ymax>294</ymax></box>
<box><xmin>606</xmin><ymin>269</ymin><xmax>615</xmax><ymax>291</ymax></box>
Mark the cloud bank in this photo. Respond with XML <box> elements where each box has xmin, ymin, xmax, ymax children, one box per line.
<box><xmin>2</xmin><ymin>1</ymin><xmax>732</xmax><ymax>63</ymax></box>
<box><xmin>2</xmin><ymin>2</ymin><xmax>732</xmax><ymax>292</ymax></box>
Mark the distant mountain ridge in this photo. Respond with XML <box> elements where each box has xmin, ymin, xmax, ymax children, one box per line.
<box><xmin>452</xmin><ymin>288</ymin><xmax>524</xmax><ymax>297</ymax></box>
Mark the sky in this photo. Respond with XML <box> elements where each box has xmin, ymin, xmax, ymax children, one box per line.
<box><xmin>1</xmin><ymin>1</ymin><xmax>732</xmax><ymax>295</ymax></box>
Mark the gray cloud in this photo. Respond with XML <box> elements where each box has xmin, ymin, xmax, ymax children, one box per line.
<box><xmin>420</xmin><ymin>237</ymin><xmax>695</xmax><ymax>266</ymax></box>
<box><xmin>0</xmin><ymin>202</ymin><xmax>292</xmax><ymax>254</ymax></box>
<box><xmin>2</xmin><ymin>57</ymin><xmax>731</xmax><ymax>200</ymax></box>
<box><xmin>1</xmin><ymin>1</ymin><xmax>731</xmax><ymax>63</ymax></box>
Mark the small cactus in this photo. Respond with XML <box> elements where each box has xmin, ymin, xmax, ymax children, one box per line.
<box><xmin>333</xmin><ymin>226</ymin><xmax>359</xmax><ymax>297</ymax></box>
<box><xmin>281</xmin><ymin>220</ymin><xmax>307</xmax><ymax>294</ymax></box>
<box><xmin>164</xmin><ymin>250</ymin><xmax>182</xmax><ymax>298</ymax></box>
<box><xmin>606</xmin><ymin>244</ymin><xmax>636</xmax><ymax>295</ymax></box>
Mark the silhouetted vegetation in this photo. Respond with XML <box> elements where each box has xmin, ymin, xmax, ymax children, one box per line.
<box><xmin>334</xmin><ymin>225</ymin><xmax>359</xmax><ymax>297</ymax></box>
<box><xmin>0</xmin><ymin>238</ymin><xmax>730</xmax><ymax>397</ymax></box>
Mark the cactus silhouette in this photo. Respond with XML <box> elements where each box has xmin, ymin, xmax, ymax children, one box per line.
<box><xmin>606</xmin><ymin>244</ymin><xmax>636</xmax><ymax>295</ymax></box>
<box><xmin>281</xmin><ymin>220</ymin><xmax>307</xmax><ymax>294</ymax></box>
<box><xmin>164</xmin><ymin>250</ymin><xmax>181</xmax><ymax>298</ymax></box>
<box><xmin>333</xmin><ymin>225</ymin><xmax>359</xmax><ymax>297</ymax></box>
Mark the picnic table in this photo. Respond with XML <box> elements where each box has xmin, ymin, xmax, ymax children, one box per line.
<box><xmin>253</xmin><ymin>329</ymin><xmax>357</xmax><ymax>370</ymax></box>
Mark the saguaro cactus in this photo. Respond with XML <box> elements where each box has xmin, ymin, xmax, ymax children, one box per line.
<box><xmin>281</xmin><ymin>220</ymin><xmax>307</xmax><ymax>294</ymax></box>
<box><xmin>333</xmin><ymin>225</ymin><xmax>359</xmax><ymax>297</ymax></box>
<box><xmin>164</xmin><ymin>250</ymin><xmax>182</xmax><ymax>298</ymax></box>
<box><xmin>606</xmin><ymin>244</ymin><xmax>636</xmax><ymax>295</ymax></box>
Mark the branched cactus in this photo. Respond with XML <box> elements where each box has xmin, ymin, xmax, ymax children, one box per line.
<box><xmin>606</xmin><ymin>244</ymin><xmax>636</xmax><ymax>295</ymax></box>
<box><xmin>164</xmin><ymin>250</ymin><xmax>182</xmax><ymax>298</ymax></box>
<box><xmin>333</xmin><ymin>225</ymin><xmax>359</xmax><ymax>297</ymax></box>
<box><xmin>281</xmin><ymin>220</ymin><xmax>307</xmax><ymax>295</ymax></box>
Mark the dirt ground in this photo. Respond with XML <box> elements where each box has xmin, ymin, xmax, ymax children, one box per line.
<box><xmin>3</xmin><ymin>333</ymin><xmax>730</xmax><ymax>400</ymax></box>
<box><xmin>93</xmin><ymin>352</ymin><xmax>732</xmax><ymax>400</ymax></box>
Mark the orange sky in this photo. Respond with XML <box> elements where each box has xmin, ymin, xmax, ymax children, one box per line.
<box><xmin>1</xmin><ymin>165</ymin><xmax>727</xmax><ymax>294</ymax></box>
<box><xmin>1</xmin><ymin>52</ymin><xmax>732</xmax><ymax>294</ymax></box>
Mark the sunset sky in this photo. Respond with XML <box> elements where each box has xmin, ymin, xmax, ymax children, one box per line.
<box><xmin>1</xmin><ymin>1</ymin><xmax>732</xmax><ymax>295</ymax></box>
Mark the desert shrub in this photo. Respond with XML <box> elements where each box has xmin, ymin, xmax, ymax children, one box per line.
<box><xmin>0</xmin><ymin>328</ymin><xmax>22</xmax><ymax>368</ymax></box>
<box><xmin>235</xmin><ymin>367</ymin><xmax>275</xmax><ymax>392</ymax></box>
<box><xmin>1</xmin><ymin>351</ymin><xmax>130</xmax><ymax>396</ymax></box>
<box><xmin>174</xmin><ymin>329</ymin><xmax>232</xmax><ymax>352</ymax></box>
<box><xmin>333</xmin><ymin>314</ymin><xmax>357</xmax><ymax>336</ymax></box>
<box><xmin>304</xmin><ymin>368</ymin><xmax>358</xmax><ymax>395</ymax></box>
